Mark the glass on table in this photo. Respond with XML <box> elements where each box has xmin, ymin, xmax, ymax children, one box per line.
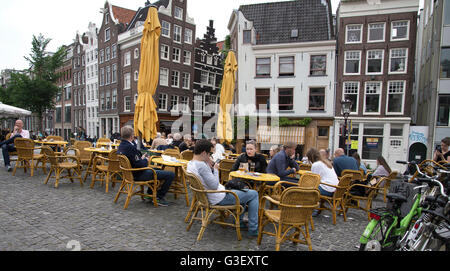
<box><xmin>249</xmin><ymin>162</ymin><xmax>255</xmax><ymax>172</ymax></box>
<box><xmin>239</xmin><ymin>163</ymin><xmax>248</xmax><ymax>173</ymax></box>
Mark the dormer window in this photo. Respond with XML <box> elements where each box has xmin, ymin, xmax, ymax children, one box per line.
<box><xmin>174</xmin><ymin>7</ymin><xmax>183</xmax><ymax>20</ymax></box>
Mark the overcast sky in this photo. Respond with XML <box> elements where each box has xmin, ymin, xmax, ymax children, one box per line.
<box><xmin>0</xmin><ymin>0</ymin><xmax>421</xmax><ymax>71</ymax></box>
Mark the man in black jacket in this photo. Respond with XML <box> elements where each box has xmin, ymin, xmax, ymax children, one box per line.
<box><xmin>117</xmin><ymin>126</ymin><xmax>174</xmax><ymax>206</ymax></box>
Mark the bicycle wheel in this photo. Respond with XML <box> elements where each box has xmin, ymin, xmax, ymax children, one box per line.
<box><xmin>360</xmin><ymin>215</ymin><xmax>395</xmax><ymax>251</ymax></box>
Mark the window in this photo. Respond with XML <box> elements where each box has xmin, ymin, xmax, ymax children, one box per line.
<box><xmin>255</xmin><ymin>88</ymin><xmax>270</xmax><ymax>111</ymax></box>
<box><xmin>161</xmin><ymin>44</ymin><xmax>170</xmax><ymax>60</ymax></box>
<box><xmin>183</xmin><ymin>51</ymin><xmax>191</xmax><ymax>65</ymax></box>
<box><xmin>171</xmin><ymin>70</ymin><xmax>180</xmax><ymax>87</ymax></box>
<box><xmin>105</xmin><ymin>47</ymin><xmax>110</xmax><ymax>61</ymax></box>
<box><xmin>345</xmin><ymin>51</ymin><xmax>361</xmax><ymax>75</ymax></box>
<box><xmin>106</xmin><ymin>91</ymin><xmax>110</xmax><ymax>110</ymax></box>
<box><xmin>278</xmin><ymin>88</ymin><xmax>293</xmax><ymax>111</ymax></box>
<box><xmin>105</xmin><ymin>28</ymin><xmax>111</xmax><ymax>42</ymax></box>
<box><xmin>112</xmin><ymin>44</ymin><xmax>117</xmax><ymax>59</ymax></box>
<box><xmin>364</xmin><ymin>82</ymin><xmax>382</xmax><ymax>114</ymax></box>
<box><xmin>194</xmin><ymin>95</ymin><xmax>203</xmax><ymax>112</ymax></box>
<box><xmin>184</xmin><ymin>29</ymin><xmax>193</xmax><ymax>44</ymax></box>
<box><xmin>100</xmin><ymin>68</ymin><xmax>105</xmax><ymax>86</ymax></box>
<box><xmin>279</xmin><ymin>56</ymin><xmax>294</xmax><ymax>76</ymax></box>
<box><xmin>207</xmin><ymin>55</ymin><xmax>213</xmax><ymax>65</ymax></box>
<box><xmin>387</xmin><ymin>81</ymin><xmax>405</xmax><ymax>114</ymax></box>
<box><xmin>170</xmin><ymin>95</ymin><xmax>179</xmax><ymax>111</ymax></box>
<box><xmin>318</xmin><ymin>127</ymin><xmax>329</xmax><ymax>137</ymax></box>
<box><xmin>389</xmin><ymin>48</ymin><xmax>408</xmax><ymax>73</ymax></box>
<box><xmin>437</xmin><ymin>95</ymin><xmax>450</xmax><ymax>126</ymax></box>
<box><xmin>208</xmin><ymin>73</ymin><xmax>215</xmax><ymax>86</ymax></box>
<box><xmin>65</xmin><ymin>106</ymin><xmax>71</xmax><ymax>123</ymax></box>
<box><xmin>201</xmin><ymin>71</ymin><xmax>208</xmax><ymax>84</ymax></box>
<box><xmin>256</xmin><ymin>58</ymin><xmax>271</xmax><ymax>77</ymax></box>
<box><xmin>391</xmin><ymin>126</ymin><xmax>403</xmax><ymax>137</ymax></box>
<box><xmin>346</xmin><ymin>25</ymin><xmax>363</xmax><ymax>43</ymax></box>
<box><xmin>161</xmin><ymin>21</ymin><xmax>170</xmax><ymax>37</ymax></box>
<box><xmin>182</xmin><ymin>72</ymin><xmax>190</xmax><ymax>89</ymax></box>
<box><xmin>124</xmin><ymin>96</ymin><xmax>131</xmax><ymax>112</ymax></box>
<box><xmin>243</xmin><ymin>30</ymin><xmax>251</xmax><ymax>44</ymax></box>
<box><xmin>112</xmin><ymin>64</ymin><xmax>117</xmax><ymax>83</ymax></box>
<box><xmin>174</xmin><ymin>25</ymin><xmax>182</xmax><ymax>43</ymax></box>
<box><xmin>343</xmin><ymin>82</ymin><xmax>359</xmax><ymax>113</ymax></box>
<box><xmin>391</xmin><ymin>21</ymin><xmax>409</xmax><ymax>41</ymax></box>
<box><xmin>362</xmin><ymin>126</ymin><xmax>384</xmax><ymax>160</ymax></box>
<box><xmin>310</xmin><ymin>55</ymin><xmax>327</xmax><ymax>76</ymax></box>
<box><xmin>440</xmin><ymin>48</ymin><xmax>450</xmax><ymax>78</ymax></box>
<box><xmin>100</xmin><ymin>49</ymin><xmax>104</xmax><ymax>64</ymax></box>
<box><xmin>124</xmin><ymin>73</ymin><xmax>131</xmax><ymax>90</ymax></box>
<box><xmin>309</xmin><ymin>87</ymin><xmax>325</xmax><ymax>111</ymax></box>
<box><xmin>134</xmin><ymin>71</ymin><xmax>139</xmax><ymax>82</ymax></box>
<box><xmin>160</xmin><ymin>68</ymin><xmax>169</xmax><ymax>86</ymax></box>
<box><xmin>180</xmin><ymin>96</ymin><xmax>189</xmax><ymax>112</ymax></box>
<box><xmin>105</xmin><ymin>66</ymin><xmax>111</xmax><ymax>85</ymax></box>
<box><xmin>368</xmin><ymin>23</ymin><xmax>385</xmax><ymax>42</ymax></box>
<box><xmin>134</xmin><ymin>48</ymin><xmax>139</xmax><ymax>59</ymax></box>
<box><xmin>124</xmin><ymin>51</ymin><xmax>131</xmax><ymax>67</ymax></box>
<box><xmin>112</xmin><ymin>89</ymin><xmax>117</xmax><ymax>109</ymax></box>
<box><xmin>172</xmin><ymin>47</ymin><xmax>181</xmax><ymax>63</ymax></box>
<box><xmin>55</xmin><ymin>108</ymin><xmax>62</xmax><ymax>123</ymax></box>
<box><xmin>174</xmin><ymin>6</ymin><xmax>183</xmax><ymax>20</ymax></box>
<box><xmin>366</xmin><ymin>50</ymin><xmax>384</xmax><ymax>74</ymax></box>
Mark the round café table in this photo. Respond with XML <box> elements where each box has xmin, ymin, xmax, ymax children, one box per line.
<box><xmin>151</xmin><ymin>157</ymin><xmax>190</xmax><ymax>207</ymax></box>
<box><xmin>229</xmin><ymin>171</ymin><xmax>280</xmax><ymax>201</ymax></box>
<box><xmin>34</xmin><ymin>140</ymin><xmax>68</xmax><ymax>149</ymax></box>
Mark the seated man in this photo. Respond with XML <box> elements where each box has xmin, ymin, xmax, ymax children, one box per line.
<box><xmin>178</xmin><ymin>134</ymin><xmax>194</xmax><ymax>153</ymax></box>
<box><xmin>187</xmin><ymin>139</ymin><xmax>259</xmax><ymax>237</ymax></box>
<box><xmin>0</xmin><ymin>119</ymin><xmax>30</xmax><ymax>172</ymax></box>
<box><xmin>266</xmin><ymin>142</ymin><xmax>300</xmax><ymax>183</ymax></box>
<box><xmin>332</xmin><ymin>148</ymin><xmax>359</xmax><ymax>177</ymax></box>
<box><xmin>117</xmin><ymin>126</ymin><xmax>174</xmax><ymax>207</ymax></box>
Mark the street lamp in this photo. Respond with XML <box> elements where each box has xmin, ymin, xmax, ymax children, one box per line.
<box><xmin>341</xmin><ymin>99</ymin><xmax>352</xmax><ymax>156</ymax></box>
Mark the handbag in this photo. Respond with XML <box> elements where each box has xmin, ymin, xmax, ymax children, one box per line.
<box><xmin>225</xmin><ymin>178</ymin><xmax>248</xmax><ymax>191</ymax></box>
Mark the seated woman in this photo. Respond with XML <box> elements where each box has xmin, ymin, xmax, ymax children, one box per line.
<box><xmin>372</xmin><ymin>156</ymin><xmax>391</xmax><ymax>178</ymax></box>
<box><xmin>231</xmin><ymin>140</ymin><xmax>267</xmax><ymax>173</ymax></box>
<box><xmin>269</xmin><ymin>145</ymin><xmax>280</xmax><ymax>159</ymax></box>
<box><xmin>187</xmin><ymin>139</ymin><xmax>259</xmax><ymax>237</ymax></box>
<box><xmin>306</xmin><ymin>148</ymin><xmax>339</xmax><ymax>198</ymax></box>
<box><xmin>352</xmin><ymin>152</ymin><xmax>367</xmax><ymax>175</ymax></box>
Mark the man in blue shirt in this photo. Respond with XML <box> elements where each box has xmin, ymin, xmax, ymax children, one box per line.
<box><xmin>117</xmin><ymin>126</ymin><xmax>174</xmax><ymax>206</ymax></box>
<box><xmin>332</xmin><ymin>148</ymin><xmax>359</xmax><ymax>177</ymax></box>
<box><xmin>266</xmin><ymin>142</ymin><xmax>300</xmax><ymax>183</ymax></box>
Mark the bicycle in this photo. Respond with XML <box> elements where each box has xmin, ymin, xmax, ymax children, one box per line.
<box><xmin>397</xmin><ymin>166</ymin><xmax>450</xmax><ymax>251</ymax></box>
<box><xmin>359</xmin><ymin>161</ymin><xmax>426</xmax><ymax>251</ymax></box>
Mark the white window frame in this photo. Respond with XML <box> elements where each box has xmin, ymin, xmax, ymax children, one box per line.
<box><xmin>134</xmin><ymin>70</ymin><xmax>139</xmax><ymax>82</ymax></box>
<box><xmin>184</xmin><ymin>28</ymin><xmax>193</xmax><ymax>44</ymax></box>
<box><xmin>344</xmin><ymin>51</ymin><xmax>362</xmax><ymax>76</ymax></box>
<box><xmin>171</xmin><ymin>70</ymin><xmax>180</xmax><ymax>88</ymax></box>
<box><xmin>161</xmin><ymin>20</ymin><xmax>170</xmax><ymax>38</ymax></box>
<box><xmin>343</xmin><ymin>81</ymin><xmax>360</xmax><ymax>115</ymax></box>
<box><xmin>366</xmin><ymin>49</ymin><xmax>384</xmax><ymax>75</ymax></box>
<box><xmin>174</xmin><ymin>6</ymin><xmax>183</xmax><ymax>20</ymax></box>
<box><xmin>363</xmin><ymin>81</ymin><xmax>382</xmax><ymax>115</ymax></box>
<box><xmin>170</xmin><ymin>95</ymin><xmax>179</xmax><ymax>112</ymax></box>
<box><xmin>124</xmin><ymin>51</ymin><xmax>131</xmax><ymax>67</ymax></box>
<box><xmin>159</xmin><ymin>93</ymin><xmax>168</xmax><ymax>111</ymax></box>
<box><xmin>345</xmin><ymin>24</ymin><xmax>363</xmax><ymax>44</ymax></box>
<box><xmin>172</xmin><ymin>47</ymin><xmax>181</xmax><ymax>63</ymax></box>
<box><xmin>124</xmin><ymin>96</ymin><xmax>131</xmax><ymax>112</ymax></box>
<box><xmin>173</xmin><ymin>25</ymin><xmax>182</xmax><ymax>44</ymax></box>
<box><xmin>134</xmin><ymin>48</ymin><xmax>139</xmax><ymax>59</ymax></box>
<box><xmin>367</xmin><ymin>22</ymin><xmax>386</xmax><ymax>43</ymax></box>
<box><xmin>124</xmin><ymin>73</ymin><xmax>131</xmax><ymax>90</ymax></box>
<box><xmin>160</xmin><ymin>68</ymin><xmax>169</xmax><ymax>86</ymax></box>
<box><xmin>183</xmin><ymin>50</ymin><xmax>191</xmax><ymax>65</ymax></box>
<box><xmin>161</xmin><ymin>44</ymin><xmax>170</xmax><ymax>61</ymax></box>
<box><xmin>182</xmin><ymin>72</ymin><xmax>190</xmax><ymax>90</ymax></box>
<box><xmin>386</xmin><ymin>80</ymin><xmax>406</xmax><ymax>115</ymax></box>
<box><xmin>389</xmin><ymin>48</ymin><xmax>408</xmax><ymax>74</ymax></box>
<box><xmin>105</xmin><ymin>28</ymin><xmax>111</xmax><ymax>42</ymax></box>
<box><xmin>391</xmin><ymin>20</ymin><xmax>410</xmax><ymax>41</ymax></box>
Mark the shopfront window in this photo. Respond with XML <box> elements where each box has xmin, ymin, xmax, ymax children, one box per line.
<box><xmin>362</xmin><ymin>126</ymin><xmax>383</xmax><ymax>160</ymax></box>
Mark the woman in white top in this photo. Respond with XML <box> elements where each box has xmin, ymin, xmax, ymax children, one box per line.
<box><xmin>306</xmin><ymin>148</ymin><xmax>339</xmax><ymax>197</ymax></box>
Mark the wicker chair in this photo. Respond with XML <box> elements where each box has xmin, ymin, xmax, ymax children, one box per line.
<box><xmin>180</xmin><ymin>150</ymin><xmax>194</xmax><ymax>161</ymax></box>
<box><xmin>316</xmin><ymin>174</ymin><xmax>353</xmax><ymax>225</ymax></box>
<box><xmin>45</xmin><ymin>136</ymin><xmax>64</xmax><ymax>141</ymax></box>
<box><xmin>69</xmin><ymin>141</ymin><xmax>92</xmax><ymax>166</ymax></box>
<box><xmin>344</xmin><ymin>177</ymin><xmax>388</xmax><ymax>221</ymax></box>
<box><xmin>114</xmin><ymin>155</ymin><xmax>160</xmax><ymax>209</ymax></box>
<box><xmin>257</xmin><ymin>187</ymin><xmax>320</xmax><ymax>251</ymax></box>
<box><xmin>218</xmin><ymin>159</ymin><xmax>235</xmax><ymax>184</ymax></box>
<box><xmin>42</xmin><ymin>146</ymin><xmax>83</xmax><ymax>188</ymax></box>
<box><xmin>90</xmin><ymin>149</ymin><xmax>123</xmax><ymax>193</ymax></box>
<box><xmin>299</xmin><ymin>163</ymin><xmax>312</xmax><ymax>171</ymax></box>
<box><xmin>271</xmin><ymin>172</ymin><xmax>321</xmax><ymax>230</ymax></box>
<box><xmin>341</xmin><ymin>169</ymin><xmax>365</xmax><ymax>183</ymax></box>
<box><xmin>183</xmin><ymin>167</ymin><xmax>244</xmax><ymax>241</ymax></box>
<box><xmin>12</xmin><ymin>138</ymin><xmax>46</xmax><ymax>177</ymax></box>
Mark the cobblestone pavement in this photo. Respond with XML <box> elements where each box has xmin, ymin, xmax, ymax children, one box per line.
<box><xmin>0</xmin><ymin>164</ymin><xmax>386</xmax><ymax>251</ymax></box>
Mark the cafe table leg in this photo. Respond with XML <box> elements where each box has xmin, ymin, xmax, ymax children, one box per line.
<box><xmin>180</xmin><ymin>168</ymin><xmax>190</xmax><ymax>207</ymax></box>
<box><xmin>83</xmin><ymin>152</ymin><xmax>95</xmax><ymax>183</ymax></box>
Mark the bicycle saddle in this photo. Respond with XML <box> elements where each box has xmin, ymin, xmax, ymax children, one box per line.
<box><xmin>386</xmin><ymin>193</ymin><xmax>407</xmax><ymax>203</ymax></box>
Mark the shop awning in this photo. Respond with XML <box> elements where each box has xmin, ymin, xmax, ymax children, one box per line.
<box><xmin>257</xmin><ymin>126</ymin><xmax>305</xmax><ymax>145</ymax></box>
